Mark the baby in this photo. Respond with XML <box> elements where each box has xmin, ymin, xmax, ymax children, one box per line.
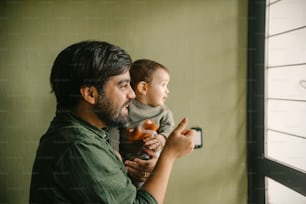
<box><xmin>119</xmin><ymin>59</ymin><xmax>175</xmax><ymax>161</ymax></box>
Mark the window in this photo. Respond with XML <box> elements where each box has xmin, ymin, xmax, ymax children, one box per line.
<box><xmin>247</xmin><ymin>0</ymin><xmax>306</xmax><ymax>203</ymax></box>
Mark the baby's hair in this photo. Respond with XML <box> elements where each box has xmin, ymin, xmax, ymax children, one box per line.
<box><xmin>130</xmin><ymin>59</ymin><xmax>169</xmax><ymax>90</ymax></box>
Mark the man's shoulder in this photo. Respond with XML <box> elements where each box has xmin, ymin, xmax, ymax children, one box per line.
<box><xmin>42</xmin><ymin>124</ymin><xmax>105</xmax><ymax>145</ymax></box>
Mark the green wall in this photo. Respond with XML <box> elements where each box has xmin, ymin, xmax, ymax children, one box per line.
<box><xmin>0</xmin><ymin>0</ymin><xmax>248</xmax><ymax>203</ymax></box>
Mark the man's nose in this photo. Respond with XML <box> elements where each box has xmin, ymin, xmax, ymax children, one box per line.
<box><xmin>128</xmin><ymin>86</ymin><xmax>135</xmax><ymax>99</ymax></box>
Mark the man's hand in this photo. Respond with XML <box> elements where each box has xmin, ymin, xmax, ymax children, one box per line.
<box><xmin>125</xmin><ymin>149</ymin><xmax>158</xmax><ymax>182</ymax></box>
<box><xmin>162</xmin><ymin>117</ymin><xmax>195</xmax><ymax>159</ymax></box>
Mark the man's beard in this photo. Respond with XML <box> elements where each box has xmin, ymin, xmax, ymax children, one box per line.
<box><xmin>95</xmin><ymin>95</ymin><xmax>129</xmax><ymax>127</ymax></box>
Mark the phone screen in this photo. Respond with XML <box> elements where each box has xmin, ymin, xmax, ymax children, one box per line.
<box><xmin>191</xmin><ymin>127</ymin><xmax>203</xmax><ymax>149</ymax></box>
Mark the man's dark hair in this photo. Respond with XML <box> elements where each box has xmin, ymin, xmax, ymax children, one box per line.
<box><xmin>50</xmin><ymin>40</ymin><xmax>132</xmax><ymax>108</ymax></box>
<box><xmin>129</xmin><ymin>59</ymin><xmax>169</xmax><ymax>90</ymax></box>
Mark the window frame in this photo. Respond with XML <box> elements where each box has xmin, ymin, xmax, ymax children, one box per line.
<box><xmin>247</xmin><ymin>0</ymin><xmax>306</xmax><ymax>203</ymax></box>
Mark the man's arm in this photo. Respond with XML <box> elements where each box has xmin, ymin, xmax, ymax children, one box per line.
<box><xmin>140</xmin><ymin>117</ymin><xmax>195</xmax><ymax>204</ymax></box>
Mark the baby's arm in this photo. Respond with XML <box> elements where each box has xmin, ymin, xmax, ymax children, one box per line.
<box><xmin>141</xmin><ymin>118</ymin><xmax>170</xmax><ymax>152</ymax></box>
<box><xmin>146</xmin><ymin>108</ymin><xmax>174</xmax><ymax>151</ymax></box>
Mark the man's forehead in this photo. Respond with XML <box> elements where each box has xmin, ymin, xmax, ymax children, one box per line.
<box><xmin>107</xmin><ymin>71</ymin><xmax>131</xmax><ymax>83</ymax></box>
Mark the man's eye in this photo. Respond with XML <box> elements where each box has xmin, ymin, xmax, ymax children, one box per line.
<box><xmin>120</xmin><ymin>84</ymin><xmax>129</xmax><ymax>89</ymax></box>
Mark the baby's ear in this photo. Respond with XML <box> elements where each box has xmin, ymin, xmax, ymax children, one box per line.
<box><xmin>79</xmin><ymin>86</ymin><xmax>99</xmax><ymax>104</ymax></box>
<box><xmin>136</xmin><ymin>81</ymin><xmax>148</xmax><ymax>95</ymax></box>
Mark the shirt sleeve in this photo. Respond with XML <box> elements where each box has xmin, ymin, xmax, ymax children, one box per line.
<box><xmin>158</xmin><ymin>107</ymin><xmax>175</xmax><ymax>138</ymax></box>
<box><xmin>53</xmin><ymin>140</ymin><xmax>157</xmax><ymax>204</ymax></box>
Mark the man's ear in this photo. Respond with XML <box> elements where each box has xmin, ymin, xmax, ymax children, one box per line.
<box><xmin>136</xmin><ymin>81</ymin><xmax>148</xmax><ymax>95</ymax></box>
<box><xmin>79</xmin><ymin>86</ymin><xmax>99</xmax><ymax>105</ymax></box>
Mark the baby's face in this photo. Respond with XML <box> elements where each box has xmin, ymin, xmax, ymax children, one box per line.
<box><xmin>146</xmin><ymin>68</ymin><xmax>170</xmax><ymax>106</ymax></box>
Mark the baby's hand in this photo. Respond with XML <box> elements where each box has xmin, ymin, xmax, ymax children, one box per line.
<box><xmin>143</xmin><ymin>134</ymin><xmax>165</xmax><ymax>152</ymax></box>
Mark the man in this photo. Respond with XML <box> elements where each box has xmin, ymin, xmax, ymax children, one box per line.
<box><xmin>30</xmin><ymin>40</ymin><xmax>195</xmax><ymax>204</ymax></box>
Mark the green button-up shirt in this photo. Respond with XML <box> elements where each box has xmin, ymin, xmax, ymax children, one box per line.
<box><xmin>30</xmin><ymin>112</ymin><xmax>157</xmax><ymax>204</ymax></box>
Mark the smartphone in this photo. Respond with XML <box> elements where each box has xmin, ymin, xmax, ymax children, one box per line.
<box><xmin>191</xmin><ymin>127</ymin><xmax>203</xmax><ymax>149</ymax></box>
